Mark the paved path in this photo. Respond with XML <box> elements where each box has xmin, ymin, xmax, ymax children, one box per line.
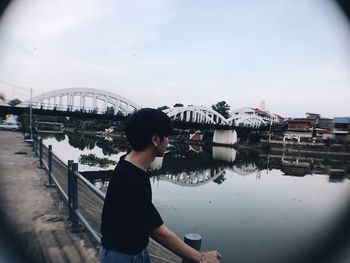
<box><xmin>0</xmin><ymin>131</ymin><xmax>98</xmax><ymax>262</ymax></box>
<box><xmin>0</xmin><ymin>131</ymin><xmax>181</xmax><ymax>263</ymax></box>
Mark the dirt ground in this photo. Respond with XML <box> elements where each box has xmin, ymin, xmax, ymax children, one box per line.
<box><xmin>0</xmin><ymin>131</ymin><xmax>98</xmax><ymax>262</ymax></box>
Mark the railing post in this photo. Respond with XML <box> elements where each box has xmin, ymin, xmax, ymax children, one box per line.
<box><xmin>39</xmin><ymin>138</ymin><xmax>43</xmax><ymax>168</ymax></box>
<box><xmin>67</xmin><ymin>160</ymin><xmax>74</xmax><ymax>221</ymax></box>
<box><xmin>36</xmin><ymin>135</ymin><xmax>39</xmax><ymax>156</ymax></box>
<box><xmin>68</xmin><ymin>162</ymin><xmax>83</xmax><ymax>232</ymax></box>
<box><xmin>32</xmin><ymin>133</ymin><xmax>36</xmax><ymax>152</ymax></box>
<box><xmin>46</xmin><ymin>145</ymin><xmax>55</xmax><ymax>187</ymax></box>
<box><xmin>183</xmin><ymin>233</ymin><xmax>202</xmax><ymax>263</ymax></box>
<box><xmin>34</xmin><ymin>134</ymin><xmax>37</xmax><ymax>155</ymax></box>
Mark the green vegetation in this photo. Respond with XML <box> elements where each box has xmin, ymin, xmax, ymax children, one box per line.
<box><xmin>8</xmin><ymin>98</ymin><xmax>21</xmax><ymax>106</ymax></box>
<box><xmin>79</xmin><ymin>153</ymin><xmax>116</xmax><ymax>168</ymax></box>
<box><xmin>213</xmin><ymin>173</ymin><xmax>226</xmax><ymax>184</ymax></box>
<box><xmin>157</xmin><ymin>105</ymin><xmax>169</xmax><ymax>111</ymax></box>
<box><xmin>211</xmin><ymin>101</ymin><xmax>230</xmax><ymax>119</ymax></box>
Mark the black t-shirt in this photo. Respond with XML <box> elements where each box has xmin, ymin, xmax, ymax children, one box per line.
<box><xmin>100</xmin><ymin>157</ymin><xmax>163</xmax><ymax>254</ymax></box>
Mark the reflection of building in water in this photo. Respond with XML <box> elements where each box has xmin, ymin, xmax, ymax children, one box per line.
<box><xmin>212</xmin><ymin>146</ymin><xmax>236</xmax><ymax>162</ymax></box>
<box><xmin>262</xmin><ymin>153</ymin><xmax>350</xmax><ymax>181</ymax></box>
<box><xmin>231</xmin><ymin>163</ymin><xmax>258</xmax><ymax>176</ymax></box>
<box><xmin>329</xmin><ymin>169</ymin><xmax>347</xmax><ymax>183</ymax></box>
<box><xmin>281</xmin><ymin>157</ymin><xmax>312</xmax><ymax>177</ymax></box>
<box><xmin>80</xmin><ymin>170</ymin><xmax>113</xmax><ymax>192</ymax></box>
<box><xmin>92</xmin><ymin>180</ymin><xmax>109</xmax><ymax>192</ymax></box>
<box><xmin>157</xmin><ymin>167</ymin><xmax>225</xmax><ymax>187</ymax></box>
<box><xmin>189</xmin><ymin>144</ymin><xmax>202</xmax><ymax>153</ymax></box>
<box><xmin>149</xmin><ymin>156</ymin><xmax>164</xmax><ymax>171</ymax></box>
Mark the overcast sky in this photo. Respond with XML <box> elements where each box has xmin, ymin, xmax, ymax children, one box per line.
<box><xmin>0</xmin><ymin>0</ymin><xmax>349</xmax><ymax>118</ymax></box>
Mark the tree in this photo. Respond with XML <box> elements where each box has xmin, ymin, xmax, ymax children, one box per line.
<box><xmin>211</xmin><ymin>101</ymin><xmax>230</xmax><ymax>118</ymax></box>
<box><xmin>213</xmin><ymin>173</ymin><xmax>226</xmax><ymax>184</ymax></box>
<box><xmin>157</xmin><ymin>105</ymin><xmax>169</xmax><ymax>111</ymax></box>
<box><xmin>8</xmin><ymin>98</ymin><xmax>21</xmax><ymax>106</ymax></box>
<box><xmin>105</xmin><ymin>106</ymin><xmax>115</xmax><ymax>115</ymax></box>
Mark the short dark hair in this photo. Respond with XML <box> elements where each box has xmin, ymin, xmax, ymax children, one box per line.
<box><xmin>126</xmin><ymin>108</ymin><xmax>173</xmax><ymax>151</ymax></box>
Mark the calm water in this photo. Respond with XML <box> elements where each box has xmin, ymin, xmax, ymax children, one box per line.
<box><xmin>41</xmin><ymin>133</ymin><xmax>350</xmax><ymax>263</ymax></box>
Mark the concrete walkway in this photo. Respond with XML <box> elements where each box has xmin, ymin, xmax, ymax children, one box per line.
<box><xmin>0</xmin><ymin>131</ymin><xmax>98</xmax><ymax>262</ymax></box>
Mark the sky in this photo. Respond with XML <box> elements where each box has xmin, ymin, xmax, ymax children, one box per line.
<box><xmin>0</xmin><ymin>0</ymin><xmax>349</xmax><ymax>118</ymax></box>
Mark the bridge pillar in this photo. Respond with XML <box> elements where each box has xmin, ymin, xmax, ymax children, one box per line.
<box><xmin>213</xmin><ymin>129</ymin><xmax>237</xmax><ymax>145</ymax></box>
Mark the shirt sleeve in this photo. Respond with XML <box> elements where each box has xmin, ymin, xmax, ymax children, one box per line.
<box><xmin>148</xmin><ymin>202</ymin><xmax>163</xmax><ymax>230</ymax></box>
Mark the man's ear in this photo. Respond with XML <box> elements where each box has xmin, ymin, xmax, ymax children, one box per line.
<box><xmin>152</xmin><ymin>134</ymin><xmax>159</xmax><ymax>147</ymax></box>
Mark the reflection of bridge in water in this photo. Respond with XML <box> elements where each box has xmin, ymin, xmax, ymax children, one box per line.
<box><xmin>82</xmin><ymin>146</ymin><xmax>239</xmax><ymax>188</ymax></box>
<box><xmin>156</xmin><ymin>168</ymin><xmax>226</xmax><ymax>187</ymax></box>
<box><xmin>149</xmin><ymin>146</ymin><xmax>236</xmax><ymax>186</ymax></box>
<box><xmin>72</xmin><ymin>137</ymin><xmax>350</xmax><ymax>188</ymax></box>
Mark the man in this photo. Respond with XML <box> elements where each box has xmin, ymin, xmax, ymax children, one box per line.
<box><xmin>100</xmin><ymin>108</ymin><xmax>221</xmax><ymax>263</ymax></box>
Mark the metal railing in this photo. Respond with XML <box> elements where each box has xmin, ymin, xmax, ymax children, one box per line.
<box><xmin>32</xmin><ymin>133</ymin><xmax>201</xmax><ymax>263</ymax></box>
<box><xmin>32</xmin><ymin>133</ymin><xmax>105</xmax><ymax>244</ymax></box>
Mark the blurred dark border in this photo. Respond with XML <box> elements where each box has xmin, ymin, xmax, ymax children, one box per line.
<box><xmin>336</xmin><ymin>0</ymin><xmax>350</xmax><ymax>21</ymax></box>
<box><xmin>0</xmin><ymin>0</ymin><xmax>10</xmax><ymax>18</ymax></box>
<box><xmin>0</xmin><ymin>0</ymin><xmax>349</xmax><ymax>262</ymax></box>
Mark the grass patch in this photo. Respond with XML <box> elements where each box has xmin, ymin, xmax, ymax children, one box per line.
<box><xmin>79</xmin><ymin>153</ymin><xmax>116</xmax><ymax>168</ymax></box>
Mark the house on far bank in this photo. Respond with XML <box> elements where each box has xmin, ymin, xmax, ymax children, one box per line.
<box><xmin>305</xmin><ymin>112</ymin><xmax>320</xmax><ymax>120</ymax></box>
<box><xmin>285</xmin><ymin>114</ymin><xmax>350</xmax><ymax>142</ymax></box>
<box><xmin>230</xmin><ymin>107</ymin><xmax>284</xmax><ymax>125</ymax></box>
<box><xmin>317</xmin><ymin>118</ymin><xmax>333</xmax><ymax>139</ymax></box>
<box><xmin>284</xmin><ymin>118</ymin><xmax>314</xmax><ymax>141</ymax></box>
<box><xmin>284</xmin><ymin>113</ymin><xmax>333</xmax><ymax>141</ymax></box>
<box><xmin>333</xmin><ymin>117</ymin><xmax>350</xmax><ymax>138</ymax></box>
<box><xmin>304</xmin><ymin>113</ymin><xmax>333</xmax><ymax>139</ymax></box>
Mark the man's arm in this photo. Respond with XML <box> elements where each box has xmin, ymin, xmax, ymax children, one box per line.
<box><xmin>150</xmin><ymin>224</ymin><xmax>221</xmax><ymax>263</ymax></box>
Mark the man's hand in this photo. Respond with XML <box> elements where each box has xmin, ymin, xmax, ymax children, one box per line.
<box><xmin>202</xmin><ymin>251</ymin><xmax>221</xmax><ymax>263</ymax></box>
<box><xmin>151</xmin><ymin>225</ymin><xmax>221</xmax><ymax>263</ymax></box>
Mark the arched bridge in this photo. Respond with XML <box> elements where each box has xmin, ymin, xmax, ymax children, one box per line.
<box><xmin>12</xmin><ymin>87</ymin><xmax>267</xmax><ymax>128</ymax></box>
<box><xmin>164</xmin><ymin>106</ymin><xmax>229</xmax><ymax>126</ymax></box>
<box><xmin>227</xmin><ymin>115</ymin><xmax>266</xmax><ymax>128</ymax></box>
<box><xmin>163</xmin><ymin>106</ymin><xmax>267</xmax><ymax>129</ymax></box>
<box><xmin>23</xmin><ymin>87</ymin><xmax>140</xmax><ymax>115</ymax></box>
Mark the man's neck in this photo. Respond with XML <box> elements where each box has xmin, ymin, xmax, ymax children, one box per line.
<box><xmin>125</xmin><ymin>149</ymin><xmax>155</xmax><ymax>171</ymax></box>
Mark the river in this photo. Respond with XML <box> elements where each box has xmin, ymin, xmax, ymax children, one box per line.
<box><xmin>41</xmin><ymin>132</ymin><xmax>350</xmax><ymax>263</ymax></box>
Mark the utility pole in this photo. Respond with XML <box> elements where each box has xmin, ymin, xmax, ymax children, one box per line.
<box><xmin>30</xmin><ymin>87</ymin><xmax>33</xmax><ymax>140</ymax></box>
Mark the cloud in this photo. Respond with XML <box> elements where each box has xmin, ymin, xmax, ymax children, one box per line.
<box><xmin>0</xmin><ymin>0</ymin><xmax>349</xmax><ymax>117</ymax></box>
<box><xmin>1</xmin><ymin>0</ymin><xmax>101</xmax><ymax>40</ymax></box>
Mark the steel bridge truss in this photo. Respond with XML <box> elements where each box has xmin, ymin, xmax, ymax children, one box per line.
<box><xmin>24</xmin><ymin>88</ymin><xmax>140</xmax><ymax>116</ymax></box>
<box><xmin>165</xmin><ymin>106</ymin><xmax>229</xmax><ymax>126</ymax></box>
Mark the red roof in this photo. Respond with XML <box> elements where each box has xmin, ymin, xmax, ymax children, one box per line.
<box><xmin>252</xmin><ymin>108</ymin><xmax>270</xmax><ymax>117</ymax></box>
